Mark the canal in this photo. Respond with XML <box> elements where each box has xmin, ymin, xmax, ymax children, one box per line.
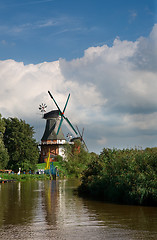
<box><xmin>0</xmin><ymin>180</ymin><xmax>157</xmax><ymax>240</ymax></box>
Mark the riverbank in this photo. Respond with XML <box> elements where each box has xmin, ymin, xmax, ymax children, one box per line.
<box><xmin>1</xmin><ymin>147</ymin><xmax>157</xmax><ymax>206</ymax></box>
<box><xmin>78</xmin><ymin>148</ymin><xmax>157</xmax><ymax>206</ymax></box>
<box><xmin>0</xmin><ymin>173</ymin><xmax>50</xmax><ymax>182</ymax></box>
<box><xmin>0</xmin><ymin>179</ymin><xmax>17</xmax><ymax>183</ymax></box>
<box><xmin>0</xmin><ymin>161</ymin><xmax>66</xmax><ymax>182</ymax></box>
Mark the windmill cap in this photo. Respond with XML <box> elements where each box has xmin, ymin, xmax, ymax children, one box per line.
<box><xmin>43</xmin><ymin>110</ymin><xmax>60</xmax><ymax>119</ymax></box>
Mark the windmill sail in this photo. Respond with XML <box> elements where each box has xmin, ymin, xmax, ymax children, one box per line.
<box><xmin>76</xmin><ymin>125</ymin><xmax>88</xmax><ymax>151</ymax></box>
<box><xmin>48</xmin><ymin>91</ymin><xmax>78</xmax><ymax>136</ymax></box>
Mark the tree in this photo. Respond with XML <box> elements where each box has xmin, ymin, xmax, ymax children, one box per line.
<box><xmin>3</xmin><ymin>117</ymin><xmax>39</xmax><ymax>172</ymax></box>
<box><xmin>60</xmin><ymin>140</ymin><xmax>92</xmax><ymax>178</ymax></box>
<box><xmin>0</xmin><ymin>114</ymin><xmax>9</xmax><ymax>169</ymax></box>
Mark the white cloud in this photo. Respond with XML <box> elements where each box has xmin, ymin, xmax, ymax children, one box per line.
<box><xmin>0</xmin><ymin>60</ymin><xmax>65</xmax><ymax>116</ymax></box>
<box><xmin>1</xmin><ymin>24</ymin><xmax>157</xmax><ymax>152</ymax></box>
<box><xmin>0</xmin><ymin>15</ymin><xmax>83</xmax><ymax>37</ymax></box>
<box><xmin>38</xmin><ymin>20</ymin><xmax>57</xmax><ymax>28</ymax></box>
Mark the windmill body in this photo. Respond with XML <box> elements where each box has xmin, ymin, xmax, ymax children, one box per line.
<box><xmin>39</xmin><ymin>91</ymin><xmax>87</xmax><ymax>163</ymax></box>
<box><xmin>40</xmin><ymin>109</ymin><xmax>66</xmax><ymax>163</ymax></box>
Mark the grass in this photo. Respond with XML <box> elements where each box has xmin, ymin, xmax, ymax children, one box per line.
<box><xmin>0</xmin><ymin>161</ymin><xmax>67</xmax><ymax>182</ymax></box>
<box><xmin>36</xmin><ymin>162</ymin><xmax>46</xmax><ymax>170</ymax></box>
<box><xmin>0</xmin><ymin>173</ymin><xmax>50</xmax><ymax>181</ymax></box>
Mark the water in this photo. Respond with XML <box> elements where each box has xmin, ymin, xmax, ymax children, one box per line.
<box><xmin>0</xmin><ymin>180</ymin><xmax>157</xmax><ymax>240</ymax></box>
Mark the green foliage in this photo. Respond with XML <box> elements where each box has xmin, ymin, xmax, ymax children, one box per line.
<box><xmin>36</xmin><ymin>162</ymin><xmax>46</xmax><ymax>170</ymax></box>
<box><xmin>79</xmin><ymin>148</ymin><xmax>157</xmax><ymax>206</ymax></box>
<box><xmin>58</xmin><ymin>140</ymin><xmax>93</xmax><ymax>178</ymax></box>
<box><xmin>0</xmin><ymin>173</ymin><xmax>49</xmax><ymax>181</ymax></box>
<box><xmin>0</xmin><ymin>138</ymin><xmax>9</xmax><ymax>169</ymax></box>
<box><xmin>3</xmin><ymin>117</ymin><xmax>39</xmax><ymax>172</ymax></box>
<box><xmin>0</xmin><ymin>114</ymin><xmax>9</xmax><ymax>169</ymax></box>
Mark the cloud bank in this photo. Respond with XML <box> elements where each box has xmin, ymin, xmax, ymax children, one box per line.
<box><xmin>1</xmin><ymin>24</ymin><xmax>157</xmax><ymax>153</ymax></box>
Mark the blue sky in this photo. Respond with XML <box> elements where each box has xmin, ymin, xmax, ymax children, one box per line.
<box><xmin>0</xmin><ymin>0</ymin><xmax>157</xmax><ymax>153</ymax></box>
<box><xmin>0</xmin><ymin>0</ymin><xmax>155</xmax><ymax>64</ymax></box>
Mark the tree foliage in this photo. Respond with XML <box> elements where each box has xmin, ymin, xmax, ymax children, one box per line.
<box><xmin>79</xmin><ymin>148</ymin><xmax>157</xmax><ymax>206</ymax></box>
<box><xmin>0</xmin><ymin>114</ymin><xmax>9</xmax><ymax>169</ymax></box>
<box><xmin>59</xmin><ymin>140</ymin><xmax>93</xmax><ymax>178</ymax></box>
<box><xmin>3</xmin><ymin>117</ymin><xmax>39</xmax><ymax>172</ymax></box>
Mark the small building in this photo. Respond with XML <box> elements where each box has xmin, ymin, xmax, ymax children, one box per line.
<box><xmin>40</xmin><ymin>110</ymin><xmax>66</xmax><ymax>163</ymax></box>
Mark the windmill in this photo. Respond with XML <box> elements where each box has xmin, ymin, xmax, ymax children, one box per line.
<box><xmin>76</xmin><ymin>125</ymin><xmax>88</xmax><ymax>151</ymax></box>
<box><xmin>39</xmin><ymin>103</ymin><xmax>47</xmax><ymax>113</ymax></box>
<box><xmin>39</xmin><ymin>91</ymin><xmax>78</xmax><ymax>163</ymax></box>
<box><xmin>39</xmin><ymin>103</ymin><xmax>47</xmax><ymax>117</ymax></box>
<box><xmin>48</xmin><ymin>91</ymin><xmax>78</xmax><ymax>136</ymax></box>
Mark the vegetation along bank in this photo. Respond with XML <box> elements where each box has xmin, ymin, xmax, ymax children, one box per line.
<box><xmin>78</xmin><ymin>148</ymin><xmax>157</xmax><ymax>206</ymax></box>
<box><xmin>1</xmin><ymin>113</ymin><xmax>157</xmax><ymax>206</ymax></box>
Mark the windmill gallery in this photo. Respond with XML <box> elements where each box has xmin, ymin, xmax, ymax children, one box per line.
<box><xmin>39</xmin><ymin>91</ymin><xmax>87</xmax><ymax>164</ymax></box>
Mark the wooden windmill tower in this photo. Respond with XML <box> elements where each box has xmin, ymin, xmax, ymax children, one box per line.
<box><xmin>39</xmin><ymin>91</ymin><xmax>78</xmax><ymax>163</ymax></box>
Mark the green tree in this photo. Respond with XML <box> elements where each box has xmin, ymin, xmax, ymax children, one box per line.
<box><xmin>60</xmin><ymin>140</ymin><xmax>92</xmax><ymax>178</ymax></box>
<box><xmin>3</xmin><ymin>117</ymin><xmax>39</xmax><ymax>172</ymax></box>
<box><xmin>0</xmin><ymin>114</ymin><xmax>9</xmax><ymax>169</ymax></box>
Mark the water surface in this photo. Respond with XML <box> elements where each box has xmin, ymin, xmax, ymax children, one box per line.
<box><xmin>0</xmin><ymin>180</ymin><xmax>157</xmax><ymax>239</ymax></box>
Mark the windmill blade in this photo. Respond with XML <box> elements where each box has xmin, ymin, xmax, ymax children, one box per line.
<box><xmin>57</xmin><ymin>116</ymin><xmax>64</xmax><ymax>135</ymax></box>
<box><xmin>56</xmin><ymin>94</ymin><xmax>70</xmax><ymax>135</ymax></box>
<box><xmin>76</xmin><ymin>125</ymin><xmax>88</xmax><ymax>151</ymax></box>
<box><xmin>48</xmin><ymin>90</ymin><xmax>77</xmax><ymax>136</ymax></box>
<box><xmin>76</xmin><ymin>125</ymin><xmax>83</xmax><ymax>139</ymax></box>
<box><xmin>82</xmin><ymin>139</ymin><xmax>88</xmax><ymax>151</ymax></box>
<box><xmin>82</xmin><ymin>128</ymin><xmax>84</xmax><ymax>138</ymax></box>
<box><xmin>63</xmin><ymin>93</ymin><xmax>70</xmax><ymax>113</ymax></box>
<box><xmin>64</xmin><ymin>116</ymin><xmax>78</xmax><ymax>135</ymax></box>
<box><xmin>48</xmin><ymin>91</ymin><xmax>62</xmax><ymax>114</ymax></box>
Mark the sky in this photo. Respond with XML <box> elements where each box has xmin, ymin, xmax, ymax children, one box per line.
<box><xmin>0</xmin><ymin>0</ymin><xmax>157</xmax><ymax>153</ymax></box>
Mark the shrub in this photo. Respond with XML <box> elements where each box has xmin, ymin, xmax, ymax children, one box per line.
<box><xmin>79</xmin><ymin>148</ymin><xmax>157</xmax><ymax>206</ymax></box>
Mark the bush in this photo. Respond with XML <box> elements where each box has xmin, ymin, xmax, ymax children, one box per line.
<box><xmin>58</xmin><ymin>140</ymin><xmax>94</xmax><ymax>178</ymax></box>
<box><xmin>79</xmin><ymin>148</ymin><xmax>157</xmax><ymax>206</ymax></box>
